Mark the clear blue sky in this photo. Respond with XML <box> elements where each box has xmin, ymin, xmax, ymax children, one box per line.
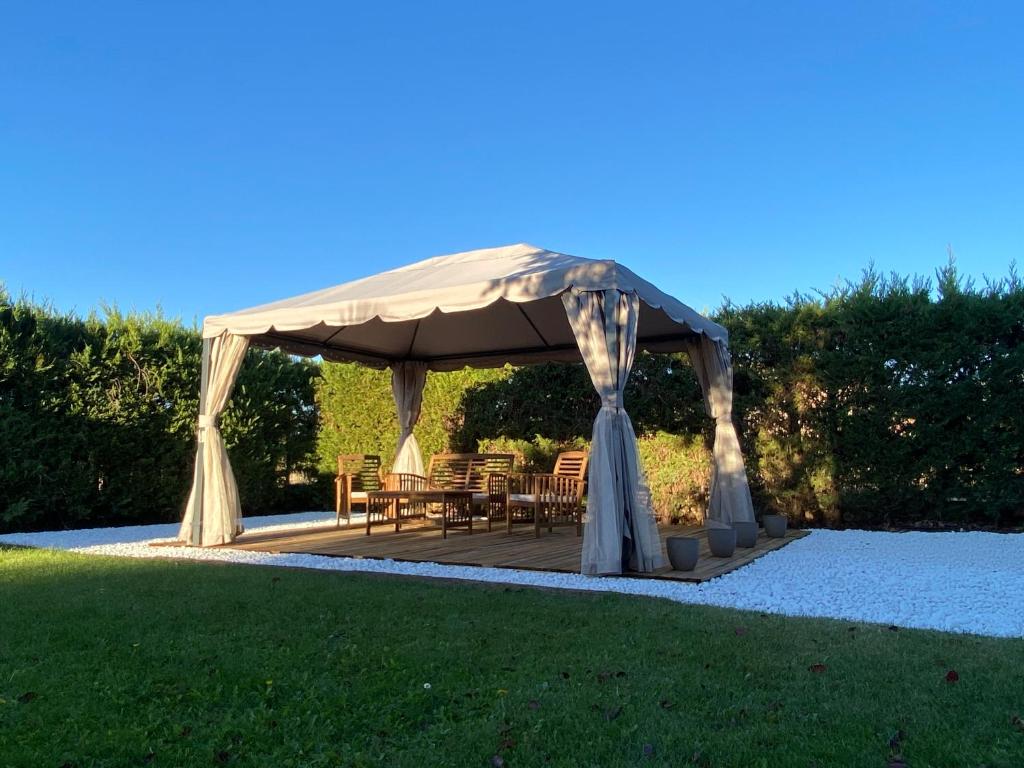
<box><xmin>2</xmin><ymin>1</ymin><xmax>1021</xmax><ymax>324</ymax></box>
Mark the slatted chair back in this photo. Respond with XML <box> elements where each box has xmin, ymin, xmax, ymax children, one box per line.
<box><xmin>427</xmin><ymin>454</ymin><xmax>474</xmax><ymax>490</ymax></box>
<box><xmin>337</xmin><ymin>454</ymin><xmax>383</xmax><ymax>492</ymax></box>
<box><xmin>486</xmin><ymin>472</ymin><xmax>510</xmax><ymax>525</ymax></box>
<box><xmin>426</xmin><ymin>453</ymin><xmax>515</xmax><ymax>491</ymax></box>
<box><xmin>336</xmin><ymin>454</ymin><xmax>384</xmax><ymax>525</ymax></box>
<box><xmin>474</xmin><ymin>454</ymin><xmax>516</xmax><ymax>491</ymax></box>
<box><xmin>552</xmin><ymin>450</ymin><xmax>588</xmax><ymax>481</ymax></box>
<box><xmin>534</xmin><ymin>474</ymin><xmax>585</xmax><ymax>534</ymax></box>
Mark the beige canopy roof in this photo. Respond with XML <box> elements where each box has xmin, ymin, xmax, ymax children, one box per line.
<box><xmin>202</xmin><ymin>243</ymin><xmax>727</xmax><ymax>371</ymax></box>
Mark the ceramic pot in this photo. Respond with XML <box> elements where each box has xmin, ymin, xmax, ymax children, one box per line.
<box><xmin>763</xmin><ymin>514</ymin><xmax>788</xmax><ymax>538</ymax></box>
<box><xmin>707</xmin><ymin>527</ymin><xmax>737</xmax><ymax>558</ymax></box>
<box><xmin>733</xmin><ymin>521</ymin><xmax>759</xmax><ymax>548</ymax></box>
<box><xmin>666</xmin><ymin>536</ymin><xmax>700</xmax><ymax>571</ymax></box>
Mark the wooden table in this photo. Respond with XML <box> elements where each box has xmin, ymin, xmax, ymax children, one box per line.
<box><xmin>366</xmin><ymin>489</ymin><xmax>475</xmax><ymax>538</ymax></box>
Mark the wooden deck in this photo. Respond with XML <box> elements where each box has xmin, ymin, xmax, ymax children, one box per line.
<box><xmin>222</xmin><ymin>520</ymin><xmax>807</xmax><ymax>583</ymax></box>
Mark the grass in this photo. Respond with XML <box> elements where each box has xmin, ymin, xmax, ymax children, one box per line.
<box><xmin>1</xmin><ymin>546</ymin><xmax>1023</xmax><ymax>767</ymax></box>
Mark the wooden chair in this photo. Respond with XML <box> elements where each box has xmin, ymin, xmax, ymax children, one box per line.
<box><xmin>335</xmin><ymin>454</ymin><xmax>383</xmax><ymax>526</ymax></box>
<box><xmin>532</xmin><ymin>473</ymin><xmax>586</xmax><ymax>536</ymax></box>
<box><xmin>486</xmin><ymin>471</ymin><xmax>511</xmax><ymax>530</ymax></box>
<box><xmin>365</xmin><ymin>471</ymin><xmax>428</xmax><ymax>534</ymax></box>
<box><xmin>390</xmin><ymin>452</ymin><xmax>515</xmax><ymax>532</ymax></box>
<box><xmin>490</xmin><ymin>450</ymin><xmax>589</xmax><ymax>537</ymax></box>
<box><xmin>492</xmin><ymin>471</ymin><xmax>537</xmax><ymax>531</ymax></box>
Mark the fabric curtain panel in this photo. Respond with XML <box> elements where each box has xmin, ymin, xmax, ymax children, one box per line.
<box><xmin>685</xmin><ymin>336</ymin><xmax>756</xmax><ymax>525</ymax></box>
<box><xmin>390</xmin><ymin>361</ymin><xmax>428</xmax><ymax>476</ymax></box>
<box><xmin>178</xmin><ymin>332</ymin><xmax>249</xmax><ymax>546</ymax></box>
<box><xmin>561</xmin><ymin>289</ymin><xmax>665</xmax><ymax>575</ymax></box>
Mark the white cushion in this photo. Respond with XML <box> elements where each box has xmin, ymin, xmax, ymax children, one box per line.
<box><xmin>509</xmin><ymin>493</ymin><xmax>576</xmax><ymax>504</ymax></box>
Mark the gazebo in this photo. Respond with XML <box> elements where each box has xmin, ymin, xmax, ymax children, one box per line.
<box><xmin>179</xmin><ymin>243</ymin><xmax>755</xmax><ymax>575</ymax></box>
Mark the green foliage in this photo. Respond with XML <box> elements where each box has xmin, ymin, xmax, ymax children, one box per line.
<box><xmin>475</xmin><ymin>434</ymin><xmax>590</xmax><ymax>474</ymax></box>
<box><xmin>637</xmin><ymin>432</ymin><xmax>711</xmax><ymax>523</ymax></box>
<box><xmin>227</xmin><ymin>351</ymin><xmax>324</xmax><ymax>512</ymax></box>
<box><xmin>421</xmin><ymin>366</ymin><xmax>511</xmax><ymax>456</ymax></box>
<box><xmin>315</xmin><ymin>363</ymin><xmax>510</xmax><ymax>473</ymax></box>
<box><xmin>721</xmin><ymin>297</ymin><xmax>843</xmax><ymax>525</ymax></box>
<box><xmin>4</xmin><ymin>548</ymin><xmax>1024</xmax><ymax>766</ymax></box>
<box><xmin>315</xmin><ymin>261</ymin><xmax>1024</xmax><ymax>529</ymax></box>
<box><xmin>314</xmin><ymin>363</ymin><xmax>396</xmax><ymax>472</ymax></box>
<box><xmin>722</xmin><ymin>262</ymin><xmax>1024</xmax><ymax>527</ymax></box>
<box><xmin>0</xmin><ymin>289</ymin><xmax>324</xmax><ymax>532</ymax></box>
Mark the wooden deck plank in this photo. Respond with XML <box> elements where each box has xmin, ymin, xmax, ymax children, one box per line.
<box><xmin>210</xmin><ymin>519</ymin><xmax>808</xmax><ymax>583</ymax></box>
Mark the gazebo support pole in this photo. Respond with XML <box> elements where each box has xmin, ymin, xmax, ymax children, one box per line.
<box><xmin>189</xmin><ymin>337</ymin><xmax>212</xmax><ymax>546</ymax></box>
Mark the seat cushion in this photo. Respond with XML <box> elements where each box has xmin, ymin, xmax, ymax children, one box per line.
<box><xmin>509</xmin><ymin>493</ymin><xmax>577</xmax><ymax>504</ymax></box>
<box><xmin>350</xmin><ymin>491</ymin><xmax>368</xmax><ymax>501</ymax></box>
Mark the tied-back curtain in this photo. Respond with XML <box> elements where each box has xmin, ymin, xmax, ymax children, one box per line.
<box><xmin>685</xmin><ymin>336</ymin><xmax>755</xmax><ymax>525</ymax></box>
<box><xmin>391</xmin><ymin>361</ymin><xmax>427</xmax><ymax>476</ymax></box>
<box><xmin>178</xmin><ymin>332</ymin><xmax>249</xmax><ymax>546</ymax></box>
<box><xmin>562</xmin><ymin>289</ymin><xmax>665</xmax><ymax>575</ymax></box>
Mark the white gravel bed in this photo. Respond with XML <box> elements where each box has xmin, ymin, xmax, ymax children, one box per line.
<box><xmin>3</xmin><ymin>514</ymin><xmax>1022</xmax><ymax>639</ymax></box>
<box><xmin>0</xmin><ymin>510</ymin><xmax>340</xmax><ymax>548</ymax></box>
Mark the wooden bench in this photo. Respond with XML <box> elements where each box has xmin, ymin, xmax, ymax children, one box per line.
<box><xmin>423</xmin><ymin>452</ymin><xmax>515</xmax><ymax>534</ymax></box>
<box><xmin>372</xmin><ymin>453</ymin><xmax>515</xmax><ymax>536</ymax></box>
<box><xmin>422</xmin><ymin>453</ymin><xmax>515</xmax><ymax>493</ymax></box>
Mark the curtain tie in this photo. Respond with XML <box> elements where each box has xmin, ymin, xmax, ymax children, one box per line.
<box><xmin>600</xmin><ymin>393</ymin><xmax>623</xmax><ymax>410</ymax></box>
<box><xmin>198</xmin><ymin>414</ymin><xmax>217</xmax><ymax>429</ymax></box>
<box><xmin>714</xmin><ymin>414</ymin><xmax>733</xmax><ymax>425</ymax></box>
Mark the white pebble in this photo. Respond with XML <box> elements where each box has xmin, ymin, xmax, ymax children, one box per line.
<box><xmin>3</xmin><ymin>513</ymin><xmax>1022</xmax><ymax>639</ymax></box>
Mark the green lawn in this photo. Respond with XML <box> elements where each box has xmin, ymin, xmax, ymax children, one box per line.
<box><xmin>1</xmin><ymin>546</ymin><xmax>1023</xmax><ymax>767</ymax></box>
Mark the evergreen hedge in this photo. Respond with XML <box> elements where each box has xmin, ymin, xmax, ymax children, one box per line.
<box><xmin>0</xmin><ymin>292</ymin><xmax>324</xmax><ymax>533</ymax></box>
<box><xmin>3</xmin><ymin>261</ymin><xmax>1021</xmax><ymax>533</ymax></box>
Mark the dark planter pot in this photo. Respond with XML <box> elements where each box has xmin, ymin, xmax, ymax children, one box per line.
<box><xmin>707</xmin><ymin>527</ymin><xmax>737</xmax><ymax>558</ymax></box>
<box><xmin>733</xmin><ymin>521</ymin><xmax>759</xmax><ymax>548</ymax></box>
<box><xmin>666</xmin><ymin>536</ymin><xmax>700</xmax><ymax>571</ymax></box>
<box><xmin>763</xmin><ymin>514</ymin><xmax>788</xmax><ymax>538</ymax></box>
